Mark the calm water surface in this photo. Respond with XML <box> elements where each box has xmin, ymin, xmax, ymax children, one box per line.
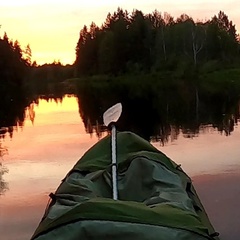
<box><xmin>0</xmin><ymin>95</ymin><xmax>239</xmax><ymax>240</ymax></box>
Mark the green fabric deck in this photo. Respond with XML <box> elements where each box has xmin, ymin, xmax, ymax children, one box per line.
<box><xmin>31</xmin><ymin>132</ymin><xmax>219</xmax><ymax>240</ymax></box>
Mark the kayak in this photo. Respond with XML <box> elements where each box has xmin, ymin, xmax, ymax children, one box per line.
<box><xmin>31</xmin><ymin>131</ymin><xmax>220</xmax><ymax>240</ymax></box>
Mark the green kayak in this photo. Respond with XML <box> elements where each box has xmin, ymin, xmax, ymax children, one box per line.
<box><xmin>31</xmin><ymin>131</ymin><xmax>220</xmax><ymax>240</ymax></box>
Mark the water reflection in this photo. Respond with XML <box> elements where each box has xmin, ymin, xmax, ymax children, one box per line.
<box><xmin>27</xmin><ymin>103</ymin><xmax>36</xmax><ymax>125</ymax></box>
<box><xmin>1</xmin><ymin>82</ymin><xmax>240</xmax><ymax>144</ymax></box>
<box><xmin>0</xmin><ymin>126</ymin><xmax>14</xmax><ymax>139</ymax></box>
<box><xmin>215</xmin><ymin>114</ymin><xmax>236</xmax><ymax>136</ymax></box>
<box><xmin>0</xmin><ymin>91</ymin><xmax>66</xmax><ymax>139</ymax></box>
<box><xmin>0</xmin><ymin>87</ymin><xmax>30</xmax><ymax>139</ymax></box>
<box><xmin>0</xmin><ymin>88</ymin><xmax>238</xmax><ymax>240</ymax></box>
<box><xmin>76</xmin><ymin>83</ymin><xmax>240</xmax><ymax>144</ymax></box>
<box><xmin>77</xmin><ymin>95</ymin><xmax>106</xmax><ymax>139</ymax></box>
<box><xmin>0</xmin><ymin>143</ymin><xmax>9</xmax><ymax>195</ymax></box>
<box><xmin>0</xmin><ymin>163</ymin><xmax>8</xmax><ymax>195</ymax></box>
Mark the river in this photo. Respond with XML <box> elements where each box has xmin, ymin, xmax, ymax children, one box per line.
<box><xmin>0</xmin><ymin>95</ymin><xmax>239</xmax><ymax>240</ymax></box>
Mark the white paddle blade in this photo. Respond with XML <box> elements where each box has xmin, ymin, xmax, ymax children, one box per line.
<box><xmin>103</xmin><ymin>103</ymin><xmax>122</xmax><ymax>127</ymax></box>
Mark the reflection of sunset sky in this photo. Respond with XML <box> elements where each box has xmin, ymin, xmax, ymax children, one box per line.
<box><xmin>0</xmin><ymin>0</ymin><xmax>239</xmax><ymax>64</ymax></box>
<box><xmin>0</xmin><ymin>96</ymin><xmax>104</xmax><ymax>239</ymax></box>
<box><xmin>7</xmin><ymin>97</ymin><xmax>94</xmax><ymax>159</ymax></box>
<box><xmin>0</xmin><ymin>95</ymin><xmax>239</xmax><ymax>239</ymax></box>
<box><xmin>155</xmin><ymin>124</ymin><xmax>240</xmax><ymax>176</ymax></box>
<box><xmin>26</xmin><ymin>96</ymin><xmax>79</xmax><ymax>123</ymax></box>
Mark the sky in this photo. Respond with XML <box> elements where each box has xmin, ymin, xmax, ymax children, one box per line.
<box><xmin>0</xmin><ymin>0</ymin><xmax>239</xmax><ymax>65</ymax></box>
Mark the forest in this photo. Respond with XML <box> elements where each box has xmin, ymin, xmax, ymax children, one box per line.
<box><xmin>75</xmin><ymin>9</ymin><xmax>240</xmax><ymax>76</ymax></box>
<box><xmin>0</xmin><ymin>32</ymin><xmax>32</xmax><ymax>131</ymax></box>
<box><xmin>0</xmin><ymin>32</ymin><xmax>30</xmax><ymax>93</ymax></box>
<box><xmin>0</xmin><ymin>8</ymin><xmax>239</xmax><ymax>90</ymax></box>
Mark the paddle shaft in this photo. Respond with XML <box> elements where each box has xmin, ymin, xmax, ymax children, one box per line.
<box><xmin>103</xmin><ymin>103</ymin><xmax>122</xmax><ymax>200</ymax></box>
<box><xmin>111</xmin><ymin>124</ymin><xmax>118</xmax><ymax>200</ymax></box>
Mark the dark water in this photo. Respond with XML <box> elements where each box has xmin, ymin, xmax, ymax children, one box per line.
<box><xmin>0</xmin><ymin>86</ymin><xmax>240</xmax><ymax>239</ymax></box>
<box><xmin>1</xmin><ymin>79</ymin><xmax>240</xmax><ymax>142</ymax></box>
<box><xmin>76</xmin><ymin>81</ymin><xmax>240</xmax><ymax>142</ymax></box>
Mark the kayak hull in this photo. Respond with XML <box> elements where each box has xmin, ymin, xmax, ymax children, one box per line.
<box><xmin>31</xmin><ymin>132</ymin><xmax>219</xmax><ymax>240</ymax></box>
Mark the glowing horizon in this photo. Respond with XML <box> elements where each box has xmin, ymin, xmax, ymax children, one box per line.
<box><xmin>1</xmin><ymin>0</ymin><xmax>239</xmax><ymax>65</ymax></box>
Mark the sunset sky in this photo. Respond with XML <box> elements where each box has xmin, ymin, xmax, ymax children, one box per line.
<box><xmin>1</xmin><ymin>0</ymin><xmax>239</xmax><ymax>65</ymax></box>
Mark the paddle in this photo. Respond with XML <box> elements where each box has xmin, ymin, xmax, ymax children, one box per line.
<box><xmin>103</xmin><ymin>103</ymin><xmax>122</xmax><ymax>200</ymax></box>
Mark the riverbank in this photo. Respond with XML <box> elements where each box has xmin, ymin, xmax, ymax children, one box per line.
<box><xmin>70</xmin><ymin>67</ymin><xmax>240</xmax><ymax>94</ymax></box>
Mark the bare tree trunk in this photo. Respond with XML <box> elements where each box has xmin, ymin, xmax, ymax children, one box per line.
<box><xmin>195</xmin><ymin>87</ymin><xmax>199</xmax><ymax>121</ymax></box>
<box><xmin>191</xmin><ymin>26</ymin><xmax>204</xmax><ymax>67</ymax></box>
<box><xmin>193</xmin><ymin>42</ymin><xmax>197</xmax><ymax>66</ymax></box>
<box><xmin>161</xmin><ymin>25</ymin><xmax>167</xmax><ymax>61</ymax></box>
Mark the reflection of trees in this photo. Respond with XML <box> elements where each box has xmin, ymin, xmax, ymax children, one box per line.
<box><xmin>0</xmin><ymin>163</ymin><xmax>8</xmax><ymax>195</ymax></box>
<box><xmin>216</xmin><ymin>114</ymin><xmax>236</xmax><ymax>136</ymax></box>
<box><xmin>38</xmin><ymin>95</ymin><xmax>64</xmax><ymax>104</ymax></box>
<box><xmin>0</xmin><ymin>90</ymin><xmax>68</xmax><ymax>139</ymax></box>
<box><xmin>151</xmin><ymin>125</ymin><xmax>180</xmax><ymax>146</ymax></box>
<box><xmin>0</xmin><ymin>143</ymin><xmax>9</xmax><ymax>195</ymax></box>
<box><xmin>0</xmin><ymin>86</ymin><xmax>29</xmax><ymax>139</ymax></box>
<box><xmin>77</xmin><ymin>85</ymin><xmax>107</xmax><ymax>139</ymax></box>
<box><xmin>0</xmin><ymin>143</ymin><xmax>8</xmax><ymax>158</ymax></box>
<box><xmin>76</xmin><ymin>81</ymin><xmax>240</xmax><ymax>144</ymax></box>
<box><xmin>27</xmin><ymin>103</ymin><xmax>36</xmax><ymax>124</ymax></box>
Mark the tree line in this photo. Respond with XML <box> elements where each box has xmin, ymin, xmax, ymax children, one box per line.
<box><xmin>28</xmin><ymin>61</ymin><xmax>74</xmax><ymax>94</ymax></box>
<box><xmin>0</xmin><ymin>30</ymin><xmax>74</xmax><ymax>94</ymax></box>
<box><xmin>0</xmin><ymin>32</ymin><xmax>33</xmax><ymax>131</ymax></box>
<box><xmin>0</xmin><ymin>32</ymin><xmax>31</xmax><ymax>93</ymax></box>
<box><xmin>0</xmin><ymin>31</ymin><xmax>75</xmax><ymax>133</ymax></box>
<box><xmin>75</xmin><ymin>8</ymin><xmax>240</xmax><ymax>76</ymax></box>
<box><xmin>1</xmin><ymin>8</ymin><xmax>239</xmax><ymax>87</ymax></box>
